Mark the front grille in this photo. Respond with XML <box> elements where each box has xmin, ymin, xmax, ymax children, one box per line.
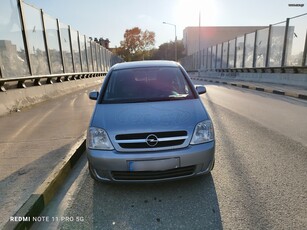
<box><xmin>119</xmin><ymin>140</ymin><xmax>184</xmax><ymax>149</ymax></box>
<box><xmin>115</xmin><ymin>131</ymin><xmax>188</xmax><ymax>149</ymax></box>
<box><xmin>111</xmin><ymin>166</ymin><xmax>196</xmax><ymax>181</ymax></box>
<box><xmin>116</xmin><ymin>131</ymin><xmax>187</xmax><ymax>140</ymax></box>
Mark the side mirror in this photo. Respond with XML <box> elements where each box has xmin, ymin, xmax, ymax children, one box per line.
<box><xmin>89</xmin><ymin>91</ymin><xmax>99</xmax><ymax>100</ymax></box>
<box><xmin>195</xmin><ymin>85</ymin><xmax>206</xmax><ymax>95</ymax></box>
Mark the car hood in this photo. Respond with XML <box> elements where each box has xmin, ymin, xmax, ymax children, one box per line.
<box><xmin>91</xmin><ymin>99</ymin><xmax>209</xmax><ymax>136</ymax></box>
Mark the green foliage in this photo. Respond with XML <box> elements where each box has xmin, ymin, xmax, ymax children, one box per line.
<box><xmin>150</xmin><ymin>41</ymin><xmax>185</xmax><ymax>61</ymax></box>
<box><xmin>114</xmin><ymin>27</ymin><xmax>186</xmax><ymax>62</ymax></box>
<box><xmin>117</xmin><ymin>27</ymin><xmax>155</xmax><ymax>61</ymax></box>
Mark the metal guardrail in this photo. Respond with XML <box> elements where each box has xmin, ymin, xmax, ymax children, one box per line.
<box><xmin>188</xmin><ymin>65</ymin><xmax>307</xmax><ymax>74</ymax></box>
<box><xmin>0</xmin><ymin>72</ymin><xmax>106</xmax><ymax>92</ymax></box>
<box><xmin>203</xmin><ymin>66</ymin><xmax>307</xmax><ymax>74</ymax></box>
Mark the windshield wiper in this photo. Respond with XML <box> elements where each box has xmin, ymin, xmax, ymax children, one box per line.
<box><xmin>102</xmin><ymin>95</ymin><xmax>189</xmax><ymax>104</ymax></box>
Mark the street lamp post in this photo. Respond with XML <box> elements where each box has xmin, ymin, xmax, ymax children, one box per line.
<box><xmin>163</xmin><ymin>21</ymin><xmax>177</xmax><ymax>61</ymax></box>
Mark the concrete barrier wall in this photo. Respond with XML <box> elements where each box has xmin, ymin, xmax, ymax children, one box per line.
<box><xmin>0</xmin><ymin>77</ymin><xmax>103</xmax><ymax>117</ymax></box>
<box><xmin>198</xmin><ymin>71</ymin><xmax>307</xmax><ymax>88</ymax></box>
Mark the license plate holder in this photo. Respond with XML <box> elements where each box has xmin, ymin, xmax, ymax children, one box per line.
<box><xmin>128</xmin><ymin>158</ymin><xmax>180</xmax><ymax>172</ymax></box>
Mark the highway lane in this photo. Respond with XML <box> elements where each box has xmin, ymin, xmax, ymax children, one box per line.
<box><xmin>196</xmin><ymin>81</ymin><xmax>307</xmax><ymax>147</ymax></box>
<box><xmin>34</xmin><ymin>82</ymin><xmax>307</xmax><ymax>230</ymax></box>
<box><xmin>0</xmin><ymin>83</ymin><xmax>102</xmax><ymax>228</ymax></box>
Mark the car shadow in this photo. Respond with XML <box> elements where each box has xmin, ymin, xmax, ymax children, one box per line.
<box><xmin>0</xmin><ymin>143</ymin><xmax>72</xmax><ymax>228</ymax></box>
<box><xmin>91</xmin><ymin>175</ymin><xmax>223</xmax><ymax>230</ymax></box>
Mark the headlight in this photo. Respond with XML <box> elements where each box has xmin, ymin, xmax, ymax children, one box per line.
<box><xmin>190</xmin><ymin>120</ymin><xmax>214</xmax><ymax>145</ymax></box>
<box><xmin>87</xmin><ymin>127</ymin><xmax>114</xmax><ymax>150</ymax></box>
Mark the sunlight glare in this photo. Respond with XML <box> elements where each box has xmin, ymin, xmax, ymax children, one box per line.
<box><xmin>175</xmin><ymin>0</ymin><xmax>217</xmax><ymax>28</ymax></box>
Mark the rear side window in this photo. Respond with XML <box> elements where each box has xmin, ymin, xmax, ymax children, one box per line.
<box><xmin>102</xmin><ymin>67</ymin><xmax>195</xmax><ymax>103</ymax></box>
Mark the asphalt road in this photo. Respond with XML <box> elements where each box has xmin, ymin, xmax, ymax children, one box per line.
<box><xmin>33</xmin><ymin>81</ymin><xmax>307</xmax><ymax>230</ymax></box>
<box><xmin>0</xmin><ymin>84</ymin><xmax>101</xmax><ymax>228</ymax></box>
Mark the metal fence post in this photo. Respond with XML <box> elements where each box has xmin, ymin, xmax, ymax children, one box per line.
<box><xmin>200</xmin><ymin>50</ymin><xmax>202</xmax><ymax>69</ymax></box>
<box><xmin>84</xmin><ymin>36</ymin><xmax>89</xmax><ymax>72</ymax></box>
<box><xmin>77</xmin><ymin>31</ymin><xmax>83</xmax><ymax>72</ymax></box>
<box><xmin>99</xmin><ymin>46</ymin><xmax>104</xmax><ymax>72</ymax></box>
<box><xmin>214</xmin><ymin>45</ymin><xmax>217</xmax><ymax>69</ymax></box>
<box><xmin>197</xmin><ymin>51</ymin><xmax>200</xmax><ymax>69</ymax></box>
<box><xmin>195</xmin><ymin>52</ymin><xmax>197</xmax><ymax>70</ymax></box>
<box><xmin>68</xmin><ymin>25</ymin><xmax>75</xmax><ymax>73</ymax></box>
<box><xmin>89</xmin><ymin>40</ymin><xmax>94</xmax><ymax>71</ymax></box>
<box><xmin>221</xmin><ymin>43</ymin><xmax>224</xmax><ymax>69</ymax></box>
<box><xmin>265</xmin><ymin>25</ymin><xmax>272</xmax><ymax>67</ymax></box>
<box><xmin>18</xmin><ymin>0</ymin><xmax>32</xmax><ymax>75</ymax></box>
<box><xmin>95</xmin><ymin>43</ymin><xmax>99</xmax><ymax>71</ymax></box>
<box><xmin>219</xmin><ymin>44</ymin><xmax>223</xmax><ymax>69</ymax></box>
<box><xmin>41</xmin><ymin>9</ymin><xmax>52</xmax><ymax>74</ymax></box>
<box><xmin>234</xmin><ymin>38</ymin><xmax>237</xmax><ymax>68</ymax></box>
<box><xmin>205</xmin><ymin>49</ymin><xmax>208</xmax><ymax>69</ymax></box>
<box><xmin>202</xmin><ymin>49</ymin><xmax>205</xmax><ymax>68</ymax></box>
<box><xmin>281</xmin><ymin>18</ymin><xmax>290</xmax><ymax>67</ymax></box>
<box><xmin>103</xmin><ymin>47</ymin><xmax>106</xmax><ymax>70</ymax></box>
<box><xmin>252</xmin><ymin>30</ymin><xmax>258</xmax><ymax>68</ymax></box>
<box><xmin>210</xmin><ymin>47</ymin><xmax>212</xmax><ymax>69</ymax></box>
<box><xmin>302</xmin><ymin>29</ymin><xmax>307</xmax><ymax>66</ymax></box>
<box><xmin>56</xmin><ymin>19</ymin><xmax>65</xmax><ymax>73</ymax></box>
<box><xmin>226</xmin><ymin>41</ymin><xmax>230</xmax><ymax>69</ymax></box>
<box><xmin>242</xmin><ymin>34</ymin><xmax>247</xmax><ymax>68</ymax></box>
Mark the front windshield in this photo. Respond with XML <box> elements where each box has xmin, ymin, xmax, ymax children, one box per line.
<box><xmin>102</xmin><ymin>67</ymin><xmax>195</xmax><ymax>103</ymax></box>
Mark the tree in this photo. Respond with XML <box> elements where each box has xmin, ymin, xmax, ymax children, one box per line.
<box><xmin>141</xmin><ymin>30</ymin><xmax>155</xmax><ymax>50</ymax></box>
<box><xmin>150</xmin><ymin>41</ymin><xmax>185</xmax><ymax>61</ymax></box>
<box><xmin>117</xmin><ymin>27</ymin><xmax>155</xmax><ymax>61</ymax></box>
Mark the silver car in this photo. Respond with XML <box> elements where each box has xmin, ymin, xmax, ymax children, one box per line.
<box><xmin>87</xmin><ymin>60</ymin><xmax>215</xmax><ymax>182</ymax></box>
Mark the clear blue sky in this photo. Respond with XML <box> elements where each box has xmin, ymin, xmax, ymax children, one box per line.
<box><xmin>24</xmin><ymin>0</ymin><xmax>306</xmax><ymax>48</ymax></box>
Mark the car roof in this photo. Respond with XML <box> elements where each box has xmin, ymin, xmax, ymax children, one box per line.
<box><xmin>110</xmin><ymin>60</ymin><xmax>180</xmax><ymax>70</ymax></box>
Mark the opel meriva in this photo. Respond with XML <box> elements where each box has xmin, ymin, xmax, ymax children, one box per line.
<box><xmin>87</xmin><ymin>60</ymin><xmax>215</xmax><ymax>182</ymax></box>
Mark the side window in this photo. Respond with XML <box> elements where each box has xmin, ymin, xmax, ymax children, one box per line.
<box><xmin>104</xmin><ymin>73</ymin><xmax>115</xmax><ymax>98</ymax></box>
<box><xmin>175</xmin><ymin>69</ymin><xmax>191</xmax><ymax>94</ymax></box>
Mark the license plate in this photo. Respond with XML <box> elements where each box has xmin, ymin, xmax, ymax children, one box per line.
<box><xmin>128</xmin><ymin>158</ymin><xmax>180</xmax><ymax>172</ymax></box>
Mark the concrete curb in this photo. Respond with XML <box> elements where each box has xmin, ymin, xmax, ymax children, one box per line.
<box><xmin>191</xmin><ymin>77</ymin><xmax>307</xmax><ymax>101</ymax></box>
<box><xmin>0</xmin><ymin>77</ymin><xmax>103</xmax><ymax>117</ymax></box>
<box><xmin>2</xmin><ymin>132</ymin><xmax>87</xmax><ymax>230</ymax></box>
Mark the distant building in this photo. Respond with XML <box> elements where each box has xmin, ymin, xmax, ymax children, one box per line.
<box><xmin>0</xmin><ymin>40</ymin><xmax>29</xmax><ymax>77</ymax></box>
<box><xmin>183</xmin><ymin>26</ymin><xmax>267</xmax><ymax>56</ymax></box>
<box><xmin>95</xmin><ymin>37</ymin><xmax>110</xmax><ymax>49</ymax></box>
<box><xmin>0</xmin><ymin>40</ymin><xmax>17</xmax><ymax>53</ymax></box>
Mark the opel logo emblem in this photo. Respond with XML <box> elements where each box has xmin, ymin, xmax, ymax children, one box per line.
<box><xmin>146</xmin><ymin>134</ymin><xmax>159</xmax><ymax>147</ymax></box>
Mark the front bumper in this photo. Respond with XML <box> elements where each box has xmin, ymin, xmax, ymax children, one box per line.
<box><xmin>87</xmin><ymin>141</ymin><xmax>215</xmax><ymax>182</ymax></box>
